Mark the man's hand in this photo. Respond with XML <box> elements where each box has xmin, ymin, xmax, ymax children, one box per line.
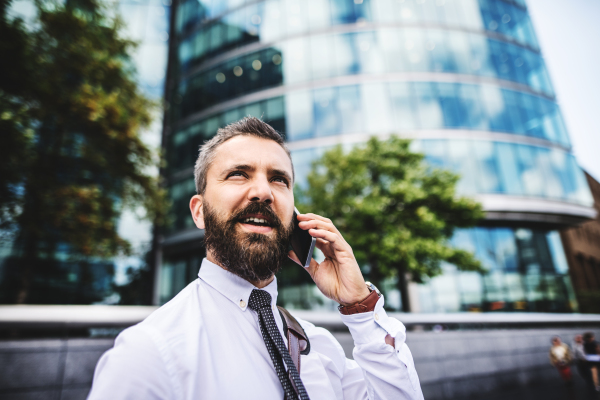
<box><xmin>288</xmin><ymin>213</ymin><xmax>370</xmax><ymax>306</ymax></box>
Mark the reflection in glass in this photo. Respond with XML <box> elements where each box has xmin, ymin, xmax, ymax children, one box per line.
<box><xmin>177</xmin><ymin>73</ymin><xmax>566</xmax><ymax>144</ymax></box>
<box><xmin>169</xmin><ymin>85</ymin><xmax>589</xmax><ymax>205</ymax></box>
<box><xmin>416</xmin><ymin>227</ymin><xmax>578</xmax><ymax>313</ymax></box>
<box><xmin>176</xmin><ymin>27</ymin><xmax>553</xmax><ymax>113</ymax></box>
<box><xmin>176</xmin><ymin>0</ymin><xmax>539</xmax><ymax>54</ymax></box>
<box><xmin>285</xmin><ymin>139</ymin><xmax>591</xmax><ymax>206</ymax></box>
<box><xmin>423</xmin><ymin>139</ymin><xmax>592</xmax><ymax>205</ymax></box>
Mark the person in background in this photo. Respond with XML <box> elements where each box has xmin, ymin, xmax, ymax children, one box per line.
<box><xmin>583</xmin><ymin>332</ymin><xmax>600</xmax><ymax>391</ymax></box>
<box><xmin>573</xmin><ymin>334</ymin><xmax>595</xmax><ymax>395</ymax></box>
<box><xmin>549</xmin><ymin>336</ymin><xmax>573</xmax><ymax>386</ymax></box>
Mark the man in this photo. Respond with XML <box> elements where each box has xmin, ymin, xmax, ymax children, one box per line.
<box><xmin>573</xmin><ymin>334</ymin><xmax>595</xmax><ymax>394</ymax></box>
<box><xmin>583</xmin><ymin>332</ymin><xmax>600</xmax><ymax>391</ymax></box>
<box><xmin>88</xmin><ymin>117</ymin><xmax>424</xmax><ymax>400</ymax></box>
<box><xmin>549</xmin><ymin>336</ymin><xmax>573</xmax><ymax>385</ymax></box>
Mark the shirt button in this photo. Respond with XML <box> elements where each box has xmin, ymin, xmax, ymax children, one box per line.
<box><xmin>239</xmin><ymin>300</ymin><xmax>246</xmax><ymax>308</ymax></box>
<box><xmin>374</xmin><ymin>313</ymin><xmax>380</xmax><ymax>321</ymax></box>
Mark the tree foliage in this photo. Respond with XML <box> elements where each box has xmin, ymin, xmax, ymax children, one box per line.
<box><xmin>296</xmin><ymin>137</ymin><xmax>485</xmax><ymax>311</ymax></box>
<box><xmin>0</xmin><ymin>0</ymin><xmax>166</xmax><ymax>303</ymax></box>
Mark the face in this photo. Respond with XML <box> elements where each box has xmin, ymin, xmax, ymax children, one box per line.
<box><xmin>552</xmin><ymin>338</ymin><xmax>561</xmax><ymax>346</ymax></box>
<box><xmin>190</xmin><ymin>136</ymin><xmax>295</xmax><ymax>282</ymax></box>
<box><xmin>575</xmin><ymin>335</ymin><xmax>582</xmax><ymax>344</ymax></box>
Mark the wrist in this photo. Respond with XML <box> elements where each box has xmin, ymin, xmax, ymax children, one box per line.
<box><xmin>339</xmin><ymin>286</ymin><xmax>371</xmax><ymax>307</ymax></box>
<box><xmin>338</xmin><ymin>282</ymin><xmax>381</xmax><ymax>315</ymax></box>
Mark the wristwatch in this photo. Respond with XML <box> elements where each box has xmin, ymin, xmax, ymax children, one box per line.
<box><xmin>338</xmin><ymin>281</ymin><xmax>382</xmax><ymax>315</ymax></box>
<box><xmin>366</xmin><ymin>281</ymin><xmax>381</xmax><ymax>296</ymax></box>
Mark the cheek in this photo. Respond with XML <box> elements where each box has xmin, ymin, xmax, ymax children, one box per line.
<box><xmin>209</xmin><ymin>186</ymin><xmax>247</xmax><ymax>211</ymax></box>
<box><xmin>274</xmin><ymin>192</ymin><xmax>294</xmax><ymax>221</ymax></box>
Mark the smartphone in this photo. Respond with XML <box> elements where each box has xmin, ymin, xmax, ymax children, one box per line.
<box><xmin>290</xmin><ymin>207</ymin><xmax>316</xmax><ymax>269</ymax></box>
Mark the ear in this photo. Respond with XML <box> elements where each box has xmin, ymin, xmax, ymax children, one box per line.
<box><xmin>190</xmin><ymin>195</ymin><xmax>205</xmax><ymax>230</ymax></box>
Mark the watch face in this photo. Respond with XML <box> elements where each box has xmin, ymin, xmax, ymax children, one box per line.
<box><xmin>365</xmin><ymin>281</ymin><xmax>381</xmax><ymax>296</ymax></box>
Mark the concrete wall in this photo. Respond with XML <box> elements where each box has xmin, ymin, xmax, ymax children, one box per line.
<box><xmin>0</xmin><ymin>338</ymin><xmax>114</xmax><ymax>400</ymax></box>
<box><xmin>1</xmin><ymin>328</ymin><xmax>598</xmax><ymax>400</ymax></box>
<box><xmin>405</xmin><ymin>328</ymin><xmax>599</xmax><ymax>400</ymax></box>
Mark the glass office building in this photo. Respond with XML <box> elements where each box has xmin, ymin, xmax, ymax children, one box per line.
<box><xmin>160</xmin><ymin>0</ymin><xmax>595</xmax><ymax>311</ymax></box>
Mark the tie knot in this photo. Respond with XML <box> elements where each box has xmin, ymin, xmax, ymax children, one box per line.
<box><xmin>248</xmin><ymin>289</ymin><xmax>272</xmax><ymax>311</ymax></box>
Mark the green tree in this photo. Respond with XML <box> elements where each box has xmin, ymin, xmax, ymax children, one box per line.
<box><xmin>0</xmin><ymin>0</ymin><xmax>166</xmax><ymax>303</ymax></box>
<box><xmin>0</xmin><ymin>0</ymin><xmax>36</xmax><ymax>235</ymax></box>
<box><xmin>297</xmin><ymin>137</ymin><xmax>485</xmax><ymax>312</ymax></box>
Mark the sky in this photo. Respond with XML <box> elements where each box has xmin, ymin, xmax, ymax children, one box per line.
<box><xmin>527</xmin><ymin>0</ymin><xmax>600</xmax><ymax>182</ymax></box>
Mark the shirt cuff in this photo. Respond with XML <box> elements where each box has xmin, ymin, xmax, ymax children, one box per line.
<box><xmin>339</xmin><ymin>295</ymin><xmax>406</xmax><ymax>345</ymax></box>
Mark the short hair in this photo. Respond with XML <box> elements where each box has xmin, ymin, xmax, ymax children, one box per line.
<box><xmin>194</xmin><ymin>116</ymin><xmax>293</xmax><ymax>194</ymax></box>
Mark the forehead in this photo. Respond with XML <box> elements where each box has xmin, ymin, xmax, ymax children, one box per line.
<box><xmin>210</xmin><ymin>135</ymin><xmax>293</xmax><ymax>174</ymax></box>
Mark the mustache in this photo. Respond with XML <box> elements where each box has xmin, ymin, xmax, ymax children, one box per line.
<box><xmin>229</xmin><ymin>202</ymin><xmax>284</xmax><ymax>230</ymax></box>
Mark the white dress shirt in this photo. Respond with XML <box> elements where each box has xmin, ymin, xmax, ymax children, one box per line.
<box><xmin>88</xmin><ymin>259</ymin><xmax>423</xmax><ymax>400</ymax></box>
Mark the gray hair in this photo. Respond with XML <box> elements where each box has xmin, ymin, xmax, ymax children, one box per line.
<box><xmin>194</xmin><ymin>116</ymin><xmax>294</xmax><ymax>194</ymax></box>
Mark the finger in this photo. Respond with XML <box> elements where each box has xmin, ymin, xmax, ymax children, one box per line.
<box><xmin>298</xmin><ymin>213</ymin><xmax>345</xmax><ymax>238</ymax></box>
<box><xmin>316</xmin><ymin>238</ymin><xmax>329</xmax><ymax>245</ymax></box>
<box><xmin>308</xmin><ymin>228</ymin><xmax>342</xmax><ymax>248</ymax></box>
<box><xmin>297</xmin><ymin>213</ymin><xmax>333</xmax><ymax>224</ymax></box>
<box><xmin>313</xmin><ymin>237</ymin><xmax>329</xmax><ymax>254</ymax></box>
<box><xmin>298</xmin><ymin>219</ymin><xmax>340</xmax><ymax>235</ymax></box>
<box><xmin>310</xmin><ymin>228</ymin><xmax>354</xmax><ymax>257</ymax></box>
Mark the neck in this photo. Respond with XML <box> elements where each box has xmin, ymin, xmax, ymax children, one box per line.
<box><xmin>206</xmin><ymin>251</ymin><xmax>275</xmax><ymax>289</ymax></box>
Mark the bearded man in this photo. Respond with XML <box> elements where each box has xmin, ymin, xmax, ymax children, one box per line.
<box><xmin>89</xmin><ymin>117</ymin><xmax>423</xmax><ymax>400</ymax></box>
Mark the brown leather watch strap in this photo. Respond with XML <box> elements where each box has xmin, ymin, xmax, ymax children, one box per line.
<box><xmin>338</xmin><ymin>290</ymin><xmax>380</xmax><ymax>315</ymax></box>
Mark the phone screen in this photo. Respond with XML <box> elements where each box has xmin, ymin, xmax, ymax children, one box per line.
<box><xmin>290</xmin><ymin>207</ymin><xmax>316</xmax><ymax>268</ymax></box>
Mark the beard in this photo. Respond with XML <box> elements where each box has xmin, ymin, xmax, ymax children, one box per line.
<box><xmin>202</xmin><ymin>201</ymin><xmax>294</xmax><ymax>282</ymax></box>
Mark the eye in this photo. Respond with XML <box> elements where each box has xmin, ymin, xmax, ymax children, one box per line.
<box><xmin>227</xmin><ymin>171</ymin><xmax>247</xmax><ymax>179</ymax></box>
<box><xmin>271</xmin><ymin>176</ymin><xmax>289</xmax><ymax>186</ymax></box>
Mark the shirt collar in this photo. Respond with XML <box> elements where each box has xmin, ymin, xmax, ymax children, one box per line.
<box><xmin>198</xmin><ymin>258</ymin><xmax>278</xmax><ymax>312</ymax></box>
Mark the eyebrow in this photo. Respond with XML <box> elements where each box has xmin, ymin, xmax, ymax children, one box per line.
<box><xmin>224</xmin><ymin>164</ymin><xmax>254</xmax><ymax>174</ymax></box>
<box><xmin>271</xmin><ymin>168</ymin><xmax>293</xmax><ymax>183</ymax></box>
<box><xmin>224</xmin><ymin>164</ymin><xmax>293</xmax><ymax>183</ymax></box>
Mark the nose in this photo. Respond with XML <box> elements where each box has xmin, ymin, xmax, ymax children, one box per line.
<box><xmin>247</xmin><ymin>174</ymin><xmax>274</xmax><ymax>204</ymax></box>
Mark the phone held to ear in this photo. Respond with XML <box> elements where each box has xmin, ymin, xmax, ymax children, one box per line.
<box><xmin>290</xmin><ymin>207</ymin><xmax>316</xmax><ymax>269</ymax></box>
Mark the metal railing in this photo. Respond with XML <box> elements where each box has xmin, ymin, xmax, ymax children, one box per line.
<box><xmin>1</xmin><ymin>305</ymin><xmax>600</xmax><ymax>332</ymax></box>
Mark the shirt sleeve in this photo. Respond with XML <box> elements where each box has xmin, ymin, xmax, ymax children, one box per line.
<box><xmin>88</xmin><ymin>326</ymin><xmax>175</xmax><ymax>400</ymax></box>
<box><xmin>339</xmin><ymin>295</ymin><xmax>424</xmax><ymax>400</ymax></box>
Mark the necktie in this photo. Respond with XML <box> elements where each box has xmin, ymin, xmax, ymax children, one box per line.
<box><xmin>248</xmin><ymin>289</ymin><xmax>310</xmax><ymax>400</ymax></box>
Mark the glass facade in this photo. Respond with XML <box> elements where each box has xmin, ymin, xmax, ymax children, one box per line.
<box><xmin>1</xmin><ymin>0</ymin><xmax>170</xmax><ymax>304</ymax></box>
<box><xmin>416</xmin><ymin>227</ymin><xmax>577</xmax><ymax>313</ymax></box>
<box><xmin>116</xmin><ymin>0</ymin><xmax>171</xmax><ymax>99</ymax></box>
<box><xmin>175</xmin><ymin>29</ymin><xmax>553</xmax><ymax>120</ymax></box>
<box><xmin>109</xmin><ymin>0</ymin><xmax>171</xmax><ymax>293</ymax></box>
<box><xmin>169</xmin><ymin>81</ymin><xmax>570</xmax><ymax>174</ymax></box>
<box><xmin>176</xmin><ymin>0</ymin><xmax>540</xmax><ymax>67</ymax></box>
<box><xmin>298</xmin><ymin>140</ymin><xmax>592</xmax><ymax>203</ymax></box>
<box><xmin>160</xmin><ymin>0</ymin><xmax>594</xmax><ymax>311</ymax></box>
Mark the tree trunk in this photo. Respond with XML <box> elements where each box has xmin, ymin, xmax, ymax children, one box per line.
<box><xmin>397</xmin><ymin>266</ymin><xmax>411</xmax><ymax>312</ymax></box>
<box><xmin>14</xmin><ymin>122</ymin><xmax>64</xmax><ymax>304</ymax></box>
<box><xmin>15</xmin><ymin>236</ymin><xmax>38</xmax><ymax>304</ymax></box>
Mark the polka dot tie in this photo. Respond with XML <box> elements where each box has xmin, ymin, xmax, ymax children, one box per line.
<box><xmin>248</xmin><ymin>289</ymin><xmax>309</xmax><ymax>400</ymax></box>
